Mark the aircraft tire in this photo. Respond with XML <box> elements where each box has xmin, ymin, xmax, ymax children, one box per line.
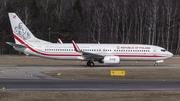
<box><xmin>87</xmin><ymin>61</ymin><xmax>90</xmax><ymax>66</ymax></box>
<box><xmin>90</xmin><ymin>62</ymin><xmax>94</xmax><ymax>67</ymax></box>
<box><xmin>154</xmin><ymin>63</ymin><xmax>158</xmax><ymax>66</ymax></box>
<box><xmin>87</xmin><ymin>61</ymin><xmax>94</xmax><ymax>67</ymax></box>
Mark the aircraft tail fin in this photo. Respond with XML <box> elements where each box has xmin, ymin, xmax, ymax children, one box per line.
<box><xmin>8</xmin><ymin>13</ymin><xmax>50</xmax><ymax>45</ymax></box>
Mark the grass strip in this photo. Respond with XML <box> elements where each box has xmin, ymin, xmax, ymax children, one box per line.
<box><xmin>42</xmin><ymin>68</ymin><xmax>180</xmax><ymax>81</ymax></box>
<box><xmin>0</xmin><ymin>91</ymin><xmax>180</xmax><ymax>101</ymax></box>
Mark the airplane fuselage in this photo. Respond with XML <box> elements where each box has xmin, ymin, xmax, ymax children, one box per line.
<box><xmin>15</xmin><ymin>43</ymin><xmax>173</xmax><ymax>61</ymax></box>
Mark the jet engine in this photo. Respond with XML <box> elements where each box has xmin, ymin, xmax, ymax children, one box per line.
<box><xmin>101</xmin><ymin>56</ymin><xmax>120</xmax><ymax>64</ymax></box>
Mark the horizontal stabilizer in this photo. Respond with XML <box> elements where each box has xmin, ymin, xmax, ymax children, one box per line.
<box><xmin>6</xmin><ymin>42</ymin><xmax>27</xmax><ymax>48</ymax></box>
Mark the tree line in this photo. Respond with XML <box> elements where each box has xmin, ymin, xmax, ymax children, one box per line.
<box><xmin>0</xmin><ymin>0</ymin><xmax>180</xmax><ymax>55</ymax></box>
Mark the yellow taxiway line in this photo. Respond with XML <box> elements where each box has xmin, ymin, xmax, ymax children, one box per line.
<box><xmin>0</xmin><ymin>71</ymin><xmax>17</xmax><ymax>79</ymax></box>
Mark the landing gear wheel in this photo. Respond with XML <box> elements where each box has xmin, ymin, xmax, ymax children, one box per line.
<box><xmin>89</xmin><ymin>62</ymin><xmax>94</xmax><ymax>67</ymax></box>
<box><xmin>87</xmin><ymin>61</ymin><xmax>90</xmax><ymax>66</ymax></box>
<box><xmin>87</xmin><ymin>61</ymin><xmax>94</xmax><ymax>67</ymax></box>
<box><xmin>154</xmin><ymin>63</ymin><xmax>158</xmax><ymax>66</ymax></box>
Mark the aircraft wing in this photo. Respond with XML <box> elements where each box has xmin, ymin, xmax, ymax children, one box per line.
<box><xmin>81</xmin><ymin>51</ymin><xmax>104</xmax><ymax>60</ymax></box>
<box><xmin>6</xmin><ymin>42</ymin><xmax>27</xmax><ymax>48</ymax></box>
<box><xmin>71</xmin><ymin>40</ymin><xmax>104</xmax><ymax>60</ymax></box>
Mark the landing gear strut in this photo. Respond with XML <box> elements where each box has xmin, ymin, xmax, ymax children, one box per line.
<box><xmin>87</xmin><ymin>61</ymin><xmax>94</xmax><ymax>67</ymax></box>
<box><xmin>154</xmin><ymin>63</ymin><xmax>158</xmax><ymax>66</ymax></box>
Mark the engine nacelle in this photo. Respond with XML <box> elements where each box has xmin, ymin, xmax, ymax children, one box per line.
<box><xmin>103</xmin><ymin>56</ymin><xmax>120</xmax><ymax>64</ymax></box>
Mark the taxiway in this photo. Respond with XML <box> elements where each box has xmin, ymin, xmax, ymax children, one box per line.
<box><xmin>0</xmin><ymin>65</ymin><xmax>180</xmax><ymax>91</ymax></box>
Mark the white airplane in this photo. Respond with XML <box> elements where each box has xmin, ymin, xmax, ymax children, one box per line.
<box><xmin>7</xmin><ymin>13</ymin><xmax>173</xmax><ymax>67</ymax></box>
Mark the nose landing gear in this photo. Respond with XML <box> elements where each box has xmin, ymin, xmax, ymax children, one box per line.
<box><xmin>87</xmin><ymin>61</ymin><xmax>94</xmax><ymax>67</ymax></box>
<box><xmin>154</xmin><ymin>63</ymin><xmax>158</xmax><ymax>66</ymax></box>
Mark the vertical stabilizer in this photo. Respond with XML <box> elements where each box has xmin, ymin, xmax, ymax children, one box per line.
<box><xmin>8</xmin><ymin>13</ymin><xmax>50</xmax><ymax>44</ymax></box>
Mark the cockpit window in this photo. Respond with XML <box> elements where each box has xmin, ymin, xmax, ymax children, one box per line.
<box><xmin>161</xmin><ymin>49</ymin><xmax>166</xmax><ymax>52</ymax></box>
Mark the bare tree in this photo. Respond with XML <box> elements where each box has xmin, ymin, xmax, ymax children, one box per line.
<box><xmin>24</xmin><ymin>5</ymin><xmax>31</xmax><ymax>26</ymax></box>
<box><xmin>114</xmin><ymin>5</ymin><xmax>121</xmax><ymax>43</ymax></box>
<box><xmin>151</xmin><ymin>0</ymin><xmax>159</xmax><ymax>45</ymax></box>
<box><xmin>38</xmin><ymin>0</ymin><xmax>50</xmax><ymax>14</ymax></box>
<box><xmin>133</xmin><ymin>3</ymin><xmax>139</xmax><ymax>44</ymax></box>
<box><xmin>176</xmin><ymin>25</ymin><xmax>180</xmax><ymax>54</ymax></box>
<box><xmin>92</xmin><ymin>2</ymin><xmax>104</xmax><ymax>42</ymax></box>
<box><xmin>164</xmin><ymin>0</ymin><xmax>176</xmax><ymax>50</ymax></box>
<box><xmin>121</xmin><ymin>0</ymin><xmax>129</xmax><ymax>44</ymax></box>
<box><xmin>55</xmin><ymin>0</ymin><xmax>62</xmax><ymax>20</ymax></box>
<box><xmin>82</xmin><ymin>0</ymin><xmax>95</xmax><ymax>43</ymax></box>
<box><xmin>92</xmin><ymin>1</ymin><xmax>105</xmax><ymax>42</ymax></box>
<box><xmin>0</xmin><ymin>0</ymin><xmax>8</xmax><ymax>22</ymax></box>
<box><xmin>106</xmin><ymin>0</ymin><xmax>119</xmax><ymax>43</ymax></box>
<box><xmin>137</xmin><ymin>0</ymin><xmax>147</xmax><ymax>43</ymax></box>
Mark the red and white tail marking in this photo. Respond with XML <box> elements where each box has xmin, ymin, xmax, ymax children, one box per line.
<box><xmin>71</xmin><ymin>40</ymin><xmax>80</xmax><ymax>52</ymax></box>
<box><xmin>58</xmin><ymin>38</ymin><xmax>63</xmax><ymax>44</ymax></box>
<box><xmin>8</xmin><ymin>13</ymin><xmax>50</xmax><ymax>45</ymax></box>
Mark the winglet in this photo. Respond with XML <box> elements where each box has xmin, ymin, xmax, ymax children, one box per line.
<box><xmin>58</xmin><ymin>38</ymin><xmax>63</xmax><ymax>44</ymax></box>
<box><xmin>71</xmin><ymin>40</ymin><xmax>81</xmax><ymax>52</ymax></box>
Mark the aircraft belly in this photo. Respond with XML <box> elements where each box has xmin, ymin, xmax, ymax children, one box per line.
<box><xmin>38</xmin><ymin>56</ymin><xmax>79</xmax><ymax>60</ymax></box>
<box><xmin>14</xmin><ymin>47</ymin><xmax>26</xmax><ymax>53</ymax></box>
<box><xmin>120</xmin><ymin>57</ymin><xmax>150</xmax><ymax>61</ymax></box>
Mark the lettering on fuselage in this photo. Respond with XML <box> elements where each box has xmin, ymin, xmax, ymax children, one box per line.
<box><xmin>119</xmin><ymin>47</ymin><xmax>151</xmax><ymax>49</ymax></box>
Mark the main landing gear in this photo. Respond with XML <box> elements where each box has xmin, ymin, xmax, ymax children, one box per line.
<box><xmin>87</xmin><ymin>61</ymin><xmax>94</xmax><ymax>67</ymax></box>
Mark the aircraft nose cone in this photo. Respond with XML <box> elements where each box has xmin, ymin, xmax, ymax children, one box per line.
<box><xmin>168</xmin><ymin>52</ymin><xmax>173</xmax><ymax>57</ymax></box>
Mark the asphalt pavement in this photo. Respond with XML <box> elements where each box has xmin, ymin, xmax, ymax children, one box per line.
<box><xmin>0</xmin><ymin>65</ymin><xmax>180</xmax><ymax>91</ymax></box>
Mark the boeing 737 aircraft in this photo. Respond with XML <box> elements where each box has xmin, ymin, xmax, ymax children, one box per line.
<box><xmin>7</xmin><ymin>13</ymin><xmax>173</xmax><ymax>67</ymax></box>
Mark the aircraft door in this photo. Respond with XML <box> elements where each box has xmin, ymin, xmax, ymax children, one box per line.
<box><xmin>153</xmin><ymin>47</ymin><xmax>156</xmax><ymax>55</ymax></box>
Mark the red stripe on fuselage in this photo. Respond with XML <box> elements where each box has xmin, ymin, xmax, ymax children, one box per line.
<box><xmin>115</xmin><ymin>55</ymin><xmax>165</xmax><ymax>57</ymax></box>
